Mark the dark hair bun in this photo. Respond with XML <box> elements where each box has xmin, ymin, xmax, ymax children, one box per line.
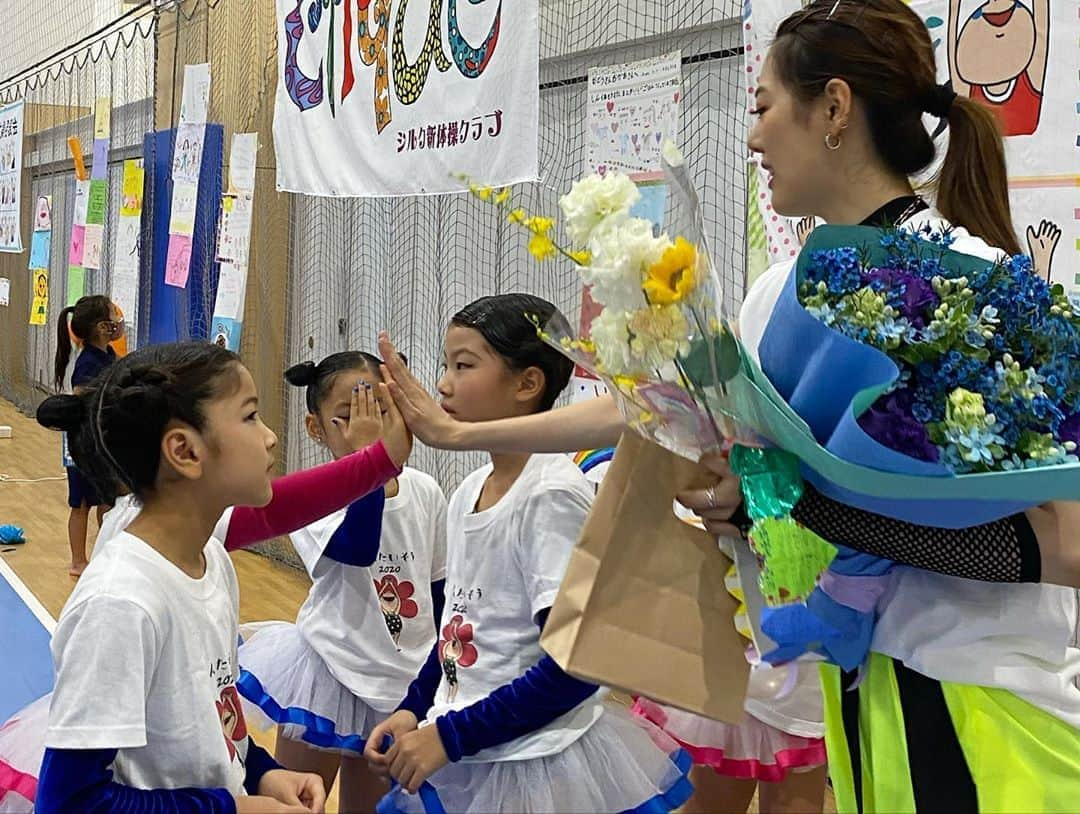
<box><xmin>112</xmin><ymin>364</ymin><xmax>174</xmax><ymax>417</ymax></box>
<box><xmin>36</xmin><ymin>394</ymin><xmax>86</xmax><ymax>433</ymax></box>
<box><xmin>284</xmin><ymin>361</ymin><xmax>318</xmax><ymax>387</ymax></box>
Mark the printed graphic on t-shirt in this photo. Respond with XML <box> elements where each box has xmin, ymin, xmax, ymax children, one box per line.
<box><xmin>374</xmin><ymin>574</ymin><xmax>419</xmax><ymax>647</ymax></box>
<box><xmin>211</xmin><ymin>657</ymin><xmax>248</xmax><ymax>761</ymax></box>
<box><xmin>438</xmin><ymin>614</ymin><xmax>478</xmax><ymax>703</ymax></box>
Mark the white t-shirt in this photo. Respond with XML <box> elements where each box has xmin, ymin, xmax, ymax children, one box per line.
<box><xmin>425</xmin><ymin>454</ymin><xmax>604</xmax><ymax>762</ymax></box>
<box><xmin>46</xmin><ymin>530</ymin><xmax>249</xmax><ymax>793</ymax></box>
<box><xmin>739</xmin><ymin>208</ymin><xmax>1080</xmax><ymax>728</ymax></box>
<box><xmin>291</xmin><ymin>467</ymin><xmax>448</xmax><ymax>712</ymax></box>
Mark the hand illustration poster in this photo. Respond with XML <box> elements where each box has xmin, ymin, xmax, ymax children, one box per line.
<box><xmin>113</xmin><ymin>159</ymin><xmax>144</xmax><ymax>335</ymax></box>
<box><xmin>0</xmin><ymin>100</ymin><xmax>25</xmax><ymax>252</ymax></box>
<box><xmin>165</xmin><ymin>233</ymin><xmax>193</xmax><ymax>288</ymax></box>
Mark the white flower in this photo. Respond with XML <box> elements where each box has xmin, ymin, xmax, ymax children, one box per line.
<box><xmin>581</xmin><ymin>218</ymin><xmax>670</xmax><ymax>310</ymax></box>
<box><xmin>559</xmin><ymin>172</ymin><xmax>640</xmax><ymax>246</ymax></box>
<box><xmin>590</xmin><ymin>308</ymin><xmax>639</xmax><ymax>376</ymax></box>
<box><xmin>589</xmin><ymin>304</ymin><xmax>691</xmax><ymax>378</ymax></box>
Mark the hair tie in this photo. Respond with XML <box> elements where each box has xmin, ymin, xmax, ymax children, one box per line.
<box><xmin>923</xmin><ymin>81</ymin><xmax>957</xmax><ymax>120</ymax></box>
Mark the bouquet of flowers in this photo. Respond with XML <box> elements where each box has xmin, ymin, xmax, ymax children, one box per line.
<box><xmin>800</xmin><ymin>229</ymin><xmax>1078</xmax><ymax>474</ymax></box>
<box><xmin>745</xmin><ymin>223</ymin><xmax>1080</xmax><ymax>668</ymax></box>
<box><xmin>460</xmin><ymin>147</ymin><xmax>839</xmax><ymax>618</ymax></box>
<box><xmin>463</xmin><ymin>156</ymin><xmax>1080</xmax><ymax>670</ymax></box>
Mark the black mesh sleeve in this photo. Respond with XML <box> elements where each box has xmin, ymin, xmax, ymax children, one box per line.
<box><xmin>790</xmin><ymin>485</ymin><xmax>1041</xmax><ymax>583</ymax></box>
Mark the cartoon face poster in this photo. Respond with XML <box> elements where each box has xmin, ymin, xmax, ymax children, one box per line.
<box><xmin>946</xmin><ymin>0</ymin><xmax>1048</xmax><ymax>137</ymax></box>
<box><xmin>29</xmin><ymin>268</ymin><xmax>48</xmax><ymax>325</ymax></box>
<box><xmin>35</xmin><ymin>196</ymin><xmax>51</xmax><ymax>231</ymax></box>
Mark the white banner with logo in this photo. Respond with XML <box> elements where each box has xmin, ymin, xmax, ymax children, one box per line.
<box><xmin>273</xmin><ymin>0</ymin><xmax>537</xmax><ymax>197</ymax></box>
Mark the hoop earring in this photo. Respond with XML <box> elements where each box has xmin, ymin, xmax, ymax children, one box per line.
<box><xmin>825</xmin><ymin>132</ymin><xmax>842</xmax><ymax>151</ymax></box>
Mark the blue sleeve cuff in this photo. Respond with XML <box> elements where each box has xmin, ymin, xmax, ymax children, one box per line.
<box><xmin>323</xmin><ymin>488</ymin><xmax>385</xmax><ymax>566</ymax></box>
<box><xmin>36</xmin><ymin>747</ymin><xmax>237</xmax><ymax>814</ymax></box>
<box><xmin>243</xmin><ymin>737</ymin><xmax>282</xmax><ymax>795</ymax></box>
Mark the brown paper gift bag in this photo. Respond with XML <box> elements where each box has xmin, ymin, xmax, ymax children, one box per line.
<box><xmin>541</xmin><ymin>432</ymin><xmax>749</xmax><ymax>722</ymax></box>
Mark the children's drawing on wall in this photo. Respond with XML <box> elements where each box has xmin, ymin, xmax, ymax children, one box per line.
<box><xmin>1025</xmin><ymin>218</ymin><xmax>1060</xmax><ymax>282</ymax></box>
<box><xmin>948</xmin><ymin>0</ymin><xmax>1049</xmax><ymax>136</ymax></box>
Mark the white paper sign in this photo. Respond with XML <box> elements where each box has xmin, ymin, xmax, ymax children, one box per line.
<box><xmin>587</xmin><ymin>53</ymin><xmax>682</xmax><ymax>177</ymax></box>
<box><xmin>180</xmin><ymin>63</ymin><xmax>211</xmax><ymax>125</ymax></box>
<box><xmin>0</xmin><ymin>100</ymin><xmax>25</xmax><ymax>253</ymax></box>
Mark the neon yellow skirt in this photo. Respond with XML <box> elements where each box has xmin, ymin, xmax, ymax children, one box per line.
<box><xmin>822</xmin><ymin>654</ymin><xmax>1080</xmax><ymax>813</ymax></box>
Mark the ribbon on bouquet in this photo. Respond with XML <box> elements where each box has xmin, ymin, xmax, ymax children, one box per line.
<box><xmin>727</xmin><ymin>445</ymin><xmax>837</xmax><ymax>606</ymax></box>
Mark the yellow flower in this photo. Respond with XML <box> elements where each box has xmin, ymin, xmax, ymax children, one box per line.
<box><xmin>643</xmin><ymin>237</ymin><xmax>698</xmax><ymax>305</ymax></box>
<box><xmin>470</xmin><ymin>184</ymin><xmax>493</xmax><ymax>202</ymax></box>
<box><xmin>525</xmin><ymin>215</ymin><xmax>555</xmax><ymax>235</ymax></box>
<box><xmin>569</xmin><ymin>249</ymin><xmax>592</xmax><ymax>266</ymax></box>
<box><xmin>528</xmin><ymin>232</ymin><xmax>557</xmax><ymax>261</ymax></box>
<box><xmin>508</xmin><ymin>208</ymin><xmax>527</xmax><ymax>225</ymax></box>
<box><xmin>612</xmin><ymin>374</ymin><xmax>637</xmax><ymax>390</ymax></box>
<box><xmin>494</xmin><ymin>188</ymin><xmax>511</xmax><ymax>205</ymax></box>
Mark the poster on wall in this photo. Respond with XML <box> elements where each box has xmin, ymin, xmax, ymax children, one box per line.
<box><xmin>573</xmin><ymin>53</ymin><xmax>684</xmax><ymax>406</ymax></box>
<box><xmin>211</xmin><ymin>132</ymin><xmax>258</xmax><ymax>351</ymax></box>
<box><xmin>29</xmin><ymin>268</ymin><xmax>48</xmax><ymax>325</ymax></box>
<box><xmin>166</xmin><ymin>64</ymin><xmax>211</xmax><ymax>289</ymax></box>
<box><xmin>272</xmin><ymin>0</ymin><xmax>538</xmax><ymax>197</ymax></box>
<box><xmin>908</xmin><ymin>0</ymin><xmax>1080</xmax><ymax>303</ymax></box>
<box><xmin>112</xmin><ymin>158</ymin><xmax>144</xmax><ymax>339</ymax></box>
<box><xmin>586</xmin><ymin>52</ymin><xmax>682</xmax><ymax>178</ymax></box>
<box><xmin>0</xmin><ymin>100</ymin><xmax>25</xmax><ymax>253</ymax></box>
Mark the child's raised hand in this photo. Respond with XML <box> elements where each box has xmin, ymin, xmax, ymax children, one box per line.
<box><xmin>387</xmin><ymin>724</ymin><xmax>450</xmax><ymax>794</ymax></box>
<box><xmin>374</xmin><ymin>379</ymin><xmax>413</xmax><ymax>469</ymax></box>
<box><xmin>364</xmin><ymin>710</ymin><xmax>419</xmax><ymax>776</ymax></box>
<box><xmin>256</xmin><ymin>769</ymin><xmax>327</xmax><ymax>813</ymax></box>
<box><xmin>332</xmin><ymin>382</ymin><xmax>382</xmax><ymax>454</ymax></box>
<box><xmin>378</xmin><ymin>332</ymin><xmax>463</xmax><ymax>450</ymax></box>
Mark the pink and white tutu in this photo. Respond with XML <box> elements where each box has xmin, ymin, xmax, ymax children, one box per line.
<box><xmin>238</xmin><ymin>621</ymin><xmax>388</xmax><ymax>755</ymax></box>
<box><xmin>632</xmin><ymin>696</ymin><xmax>825</xmax><ymax>783</ymax></box>
<box><xmin>0</xmin><ymin>693</ymin><xmax>50</xmax><ymax>812</ymax></box>
<box><xmin>378</xmin><ymin>704</ymin><xmax>692</xmax><ymax>814</ymax></box>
